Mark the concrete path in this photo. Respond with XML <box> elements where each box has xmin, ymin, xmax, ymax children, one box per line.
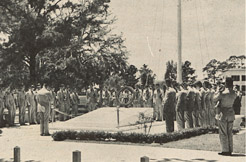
<box><xmin>50</xmin><ymin>107</ymin><xmax>153</xmax><ymax>132</ymax></box>
<box><xmin>50</xmin><ymin>107</ymin><xmax>244</xmax><ymax>134</ymax></box>
<box><xmin>0</xmin><ymin>124</ymin><xmax>245</xmax><ymax>162</ymax></box>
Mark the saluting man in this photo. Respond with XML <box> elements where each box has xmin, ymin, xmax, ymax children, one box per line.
<box><xmin>214</xmin><ymin>77</ymin><xmax>237</xmax><ymax>156</ymax></box>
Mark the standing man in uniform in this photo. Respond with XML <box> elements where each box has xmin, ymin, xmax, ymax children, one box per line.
<box><xmin>162</xmin><ymin>79</ymin><xmax>176</xmax><ymax>132</ymax></box>
<box><xmin>203</xmin><ymin>81</ymin><xmax>211</xmax><ymax>126</ymax></box>
<box><xmin>5</xmin><ymin>88</ymin><xmax>16</xmax><ymax>126</ymax></box>
<box><xmin>200</xmin><ymin>82</ymin><xmax>207</xmax><ymax>127</ymax></box>
<box><xmin>143</xmin><ymin>87</ymin><xmax>152</xmax><ymax>107</ymax></box>
<box><xmin>176</xmin><ymin>83</ymin><xmax>187</xmax><ymax>130</ymax></box>
<box><xmin>133</xmin><ymin>85</ymin><xmax>140</xmax><ymax>107</ymax></box>
<box><xmin>64</xmin><ymin>86</ymin><xmax>71</xmax><ymax>120</ymax></box>
<box><xmin>153</xmin><ymin>84</ymin><xmax>163</xmax><ymax>121</ymax></box>
<box><xmin>70</xmin><ymin>88</ymin><xmax>79</xmax><ymax>116</ymax></box>
<box><xmin>35</xmin><ymin>83</ymin><xmax>42</xmax><ymax>124</ymax></box>
<box><xmin>26</xmin><ymin>85</ymin><xmax>37</xmax><ymax>124</ymax></box>
<box><xmin>210</xmin><ymin>84</ymin><xmax>216</xmax><ymax>126</ymax></box>
<box><xmin>233</xmin><ymin>85</ymin><xmax>242</xmax><ymax>115</ymax></box>
<box><xmin>214</xmin><ymin>77</ymin><xmax>237</xmax><ymax>156</ymax></box>
<box><xmin>194</xmin><ymin>82</ymin><xmax>202</xmax><ymax>127</ymax></box>
<box><xmin>50</xmin><ymin>87</ymin><xmax>57</xmax><ymax>122</ymax></box>
<box><xmin>17</xmin><ymin>85</ymin><xmax>26</xmax><ymax>125</ymax></box>
<box><xmin>57</xmin><ymin>84</ymin><xmax>66</xmax><ymax>121</ymax></box>
<box><xmin>185</xmin><ymin>84</ymin><xmax>195</xmax><ymax>128</ymax></box>
<box><xmin>36</xmin><ymin>84</ymin><xmax>54</xmax><ymax>136</ymax></box>
<box><xmin>0</xmin><ymin>88</ymin><xmax>5</xmax><ymax>128</ymax></box>
<box><xmin>88</xmin><ymin>87</ymin><xmax>97</xmax><ymax>111</ymax></box>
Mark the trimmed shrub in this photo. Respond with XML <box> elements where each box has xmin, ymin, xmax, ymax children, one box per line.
<box><xmin>51</xmin><ymin>126</ymin><xmax>241</xmax><ymax>144</ymax></box>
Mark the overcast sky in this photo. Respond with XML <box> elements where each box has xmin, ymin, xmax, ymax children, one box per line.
<box><xmin>109</xmin><ymin>0</ymin><xmax>245</xmax><ymax>80</ymax></box>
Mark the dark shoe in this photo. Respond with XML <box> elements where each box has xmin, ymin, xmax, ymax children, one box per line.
<box><xmin>40</xmin><ymin>134</ymin><xmax>44</xmax><ymax>136</ymax></box>
<box><xmin>43</xmin><ymin>133</ymin><xmax>51</xmax><ymax>136</ymax></box>
<box><xmin>218</xmin><ymin>152</ymin><xmax>231</xmax><ymax>156</ymax></box>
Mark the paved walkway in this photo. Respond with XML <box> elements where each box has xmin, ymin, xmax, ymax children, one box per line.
<box><xmin>50</xmin><ymin>107</ymin><xmax>244</xmax><ymax>134</ymax></box>
<box><xmin>0</xmin><ymin>124</ymin><xmax>245</xmax><ymax>162</ymax></box>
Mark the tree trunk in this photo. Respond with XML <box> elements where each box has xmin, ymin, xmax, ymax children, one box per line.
<box><xmin>29</xmin><ymin>55</ymin><xmax>37</xmax><ymax>86</ymax></box>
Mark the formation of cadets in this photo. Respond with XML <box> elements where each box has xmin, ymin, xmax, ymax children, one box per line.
<box><xmin>0</xmin><ymin>80</ymin><xmax>241</xmax><ymax>135</ymax></box>
<box><xmin>86</xmin><ymin>79</ymin><xmax>240</xmax><ymax>133</ymax></box>
<box><xmin>0</xmin><ymin>83</ymin><xmax>80</xmax><ymax>130</ymax></box>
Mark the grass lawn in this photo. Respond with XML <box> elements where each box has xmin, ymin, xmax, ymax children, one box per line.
<box><xmin>160</xmin><ymin>131</ymin><xmax>246</xmax><ymax>154</ymax></box>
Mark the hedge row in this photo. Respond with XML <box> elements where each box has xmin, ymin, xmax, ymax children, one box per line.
<box><xmin>52</xmin><ymin>126</ymin><xmax>240</xmax><ymax>143</ymax></box>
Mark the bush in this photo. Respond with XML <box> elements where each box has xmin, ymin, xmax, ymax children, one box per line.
<box><xmin>52</xmin><ymin>131</ymin><xmax>68</xmax><ymax>141</ymax></box>
<box><xmin>52</xmin><ymin>127</ymin><xmax>215</xmax><ymax>144</ymax></box>
<box><xmin>51</xmin><ymin>126</ymin><xmax>241</xmax><ymax>143</ymax></box>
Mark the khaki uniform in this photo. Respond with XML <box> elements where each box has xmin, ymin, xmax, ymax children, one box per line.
<box><xmin>64</xmin><ymin>90</ymin><xmax>71</xmax><ymax>120</ymax></box>
<box><xmin>34</xmin><ymin>91</ymin><xmax>40</xmax><ymax>124</ymax></box>
<box><xmin>133</xmin><ymin>89</ymin><xmax>140</xmax><ymax>107</ymax></box>
<box><xmin>214</xmin><ymin>89</ymin><xmax>237</xmax><ymax>153</ymax></box>
<box><xmin>57</xmin><ymin>89</ymin><xmax>65</xmax><ymax>121</ymax></box>
<box><xmin>0</xmin><ymin>91</ymin><xmax>5</xmax><ymax>127</ymax></box>
<box><xmin>163</xmin><ymin>87</ymin><xmax>176</xmax><ymax>132</ymax></box>
<box><xmin>71</xmin><ymin>92</ymin><xmax>79</xmax><ymax>116</ymax></box>
<box><xmin>153</xmin><ymin>89</ymin><xmax>163</xmax><ymax>121</ymax></box>
<box><xmin>50</xmin><ymin>91</ymin><xmax>57</xmax><ymax>122</ymax></box>
<box><xmin>143</xmin><ymin>89</ymin><xmax>152</xmax><ymax>107</ymax></box>
<box><xmin>185</xmin><ymin>88</ymin><xmax>195</xmax><ymax>128</ymax></box>
<box><xmin>205</xmin><ymin>89</ymin><xmax>211</xmax><ymax>126</ymax></box>
<box><xmin>26</xmin><ymin>90</ymin><xmax>37</xmax><ymax>124</ymax></box>
<box><xmin>194</xmin><ymin>88</ymin><xmax>202</xmax><ymax>127</ymax></box>
<box><xmin>210</xmin><ymin>89</ymin><xmax>216</xmax><ymax>126</ymax></box>
<box><xmin>102</xmin><ymin>90</ymin><xmax>110</xmax><ymax>107</ymax></box>
<box><xmin>176</xmin><ymin>89</ymin><xmax>187</xmax><ymax>130</ymax></box>
<box><xmin>36</xmin><ymin>87</ymin><xmax>53</xmax><ymax>135</ymax></box>
<box><xmin>199</xmin><ymin>88</ymin><xmax>206</xmax><ymax>127</ymax></box>
<box><xmin>5</xmin><ymin>92</ymin><xmax>16</xmax><ymax>126</ymax></box>
<box><xmin>17</xmin><ymin>90</ymin><xmax>26</xmax><ymax>125</ymax></box>
<box><xmin>88</xmin><ymin>90</ymin><xmax>97</xmax><ymax>111</ymax></box>
<box><xmin>109</xmin><ymin>91</ymin><xmax>116</xmax><ymax>107</ymax></box>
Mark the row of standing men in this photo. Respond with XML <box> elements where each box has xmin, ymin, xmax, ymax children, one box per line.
<box><xmin>85</xmin><ymin>80</ymin><xmax>228</xmax><ymax>133</ymax></box>
<box><xmin>0</xmin><ymin>84</ymin><xmax>80</xmax><ymax>128</ymax></box>
<box><xmin>132</xmin><ymin>80</ymin><xmax>219</xmax><ymax>132</ymax></box>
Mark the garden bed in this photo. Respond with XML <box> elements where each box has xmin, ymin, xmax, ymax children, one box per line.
<box><xmin>52</xmin><ymin>126</ymin><xmax>240</xmax><ymax>144</ymax></box>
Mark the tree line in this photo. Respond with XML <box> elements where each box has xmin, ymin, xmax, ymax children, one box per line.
<box><xmin>0</xmin><ymin>0</ymin><xmax>242</xmax><ymax>91</ymax></box>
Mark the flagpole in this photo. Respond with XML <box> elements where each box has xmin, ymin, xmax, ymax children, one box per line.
<box><xmin>177</xmin><ymin>0</ymin><xmax>182</xmax><ymax>83</ymax></box>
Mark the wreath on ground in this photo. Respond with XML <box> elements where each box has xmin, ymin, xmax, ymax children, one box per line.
<box><xmin>116</xmin><ymin>86</ymin><xmax>136</xmax><ymax>107</ymax></box>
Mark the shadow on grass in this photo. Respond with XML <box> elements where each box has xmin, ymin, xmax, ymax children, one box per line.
<box><xmin>231</xmin><ymin>153</ymin><xmax>246</xmax><ymax>157</ymax></box>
